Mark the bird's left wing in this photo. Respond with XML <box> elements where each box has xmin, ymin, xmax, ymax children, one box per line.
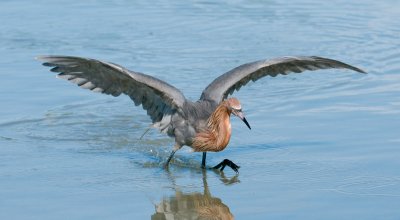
<box><xmin>37</xmin><ymin>56</ymin><xmax>186</xmax><ymax>131</ymax></box>
<box><xmin>200</xmin><ymin>56</ymin><xmax>365</xmax><ymax>103</ymax></box>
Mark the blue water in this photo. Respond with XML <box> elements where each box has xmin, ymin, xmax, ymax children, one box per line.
<box><xmin>1</xmin><ymin>0</ymin><xmax>400</xmax><ymax>219</ymax></box>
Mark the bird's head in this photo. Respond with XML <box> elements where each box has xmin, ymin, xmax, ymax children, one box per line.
<box><xmin>226</xmin><ymin>97</ymin><xmax>251</xmax><ymax>130</ymax></box>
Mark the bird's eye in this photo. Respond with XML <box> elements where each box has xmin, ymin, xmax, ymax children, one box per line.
<box><xmin>230</xmin><ymin>106</ymin><xmax>242</xmax><ymax>112</ymax></box>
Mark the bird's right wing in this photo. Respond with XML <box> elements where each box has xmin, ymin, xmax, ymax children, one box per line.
<box><xmin>200</xmin><ymin>56</ymin><xmax>366</xmax><ymax>103</ymax></box>
<box><xmin>37</xmin><ymin>55</ymin><xmax>186</xmax><ymax>132</ymax></box>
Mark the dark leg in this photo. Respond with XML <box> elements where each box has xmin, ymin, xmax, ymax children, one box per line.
<box><xmin>213</xmin><ymin>159</ymin><xmax>240</xmax><ymax>173</ymax></box>
<box><xmin>201</xmin><ymin>152</ymin><xmax>207</xmax><ymax>169</ymax></box>
<box><xmin>164</xmin><ymin>148</ymin><xmax>177</xmax><ymax>168</ymax></box>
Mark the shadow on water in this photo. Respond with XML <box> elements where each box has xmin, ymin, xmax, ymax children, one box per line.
<box><xmin>152</xmin><ymin>169</ymin><xmax>238</xmax><ymax>220</ymax></box>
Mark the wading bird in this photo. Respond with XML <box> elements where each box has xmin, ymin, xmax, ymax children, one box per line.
<box><xmin>37</xmin><ymin>55</ymin><xmax>365</xmax><ymax>172</ymax></box>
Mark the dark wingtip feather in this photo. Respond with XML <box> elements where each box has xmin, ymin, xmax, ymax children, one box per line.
<box><xmin>354</xmin><ymin>67</ymin><xmax>367</xmax><ymax>74</ymax></box>
<box><xmin>339</xmin><ymin>63</ymin><xmax>367</xmax><ymax>74</ymax></box>
<box><xmin>36</xmin><ymin>56</ymin><xmax>54</xmax><ymax>67</ymax></box>
<box><xmin>36</xmin><ymin>55</ymin><xmax>58</xmax><ymax>66</ymax></box>
<box><xmin>42</xmin><ymin>62</ymin><xmax>56</xmax><ymax>67</ymax></box>
<box><xmin>312</xmin><ymin>56</ymin><xmax>367</xmax><ymax>74</ymax></box>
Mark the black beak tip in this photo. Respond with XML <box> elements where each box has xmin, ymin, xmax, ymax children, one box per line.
<box><xmin>242</xmin><ymin>117</ymin><xmax>251</xmax><ymax>130</ymax></box>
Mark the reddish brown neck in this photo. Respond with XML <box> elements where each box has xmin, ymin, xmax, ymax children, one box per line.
<box><xmin>192</xmin><ymin>101</ymin><xmax>232</xmax><ymax>152</ymax></box>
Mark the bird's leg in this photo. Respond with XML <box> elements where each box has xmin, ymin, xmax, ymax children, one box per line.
<box><xmin>164</xmin><ymin>144</ymin><xmax>180</xmax><ymax>168</ymax></box>
<box><xmin>201</xmin><ymin>152</ymin><xmax>207</xmax><ymax>169</ymax></box>
<box><xmin>164</xmin><ymin>149</ymin><xmax>176</xmax><ymax>168</ymax></box>
<box><xmin>213</xmin><ymin>159</ymin><xmax>240</xmax><ymax>173</ymax></box>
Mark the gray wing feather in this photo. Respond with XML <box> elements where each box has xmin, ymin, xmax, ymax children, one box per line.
<box><xmin>37</xmin><ymin>55</ymin><xmax>186</xmax><ymax>131</ymax></box>
<box><xmin>200</xmin><ymin>56</ymin><xmax>366</xmax><ymax>103</ymax></box>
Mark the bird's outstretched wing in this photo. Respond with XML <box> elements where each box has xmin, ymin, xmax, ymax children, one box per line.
<box><xmin>200</xmin><ymin>56</ymin><xmax>366</xmax><ymax>103</ymax></box>
<box><xmin>37</xmin><ymin>55</ymin><xmax>186</xmax><ymax>132</ymax></box>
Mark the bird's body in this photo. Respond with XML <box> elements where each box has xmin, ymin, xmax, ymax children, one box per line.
<box><xmin>168</xmin><ymin>99</ymin><xmax>218</xmax><ymax>148</ymax></box>
<box><xmin>166</xmin><ymin>98</ymin><xmax>236</xmax><ymax>152</ymax></box>
<box><xmin>38</xmin><ymin>55</ymin><xmax>365</xmax><ymax>172</ymax></box>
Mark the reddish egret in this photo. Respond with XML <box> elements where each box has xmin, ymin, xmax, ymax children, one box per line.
<box><xmin>37</xmin><ymin>55</ymin><xmax>365</xmax><ymax>172</ymax></box>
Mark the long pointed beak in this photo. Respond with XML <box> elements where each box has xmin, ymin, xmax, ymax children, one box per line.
<box><xmin>236</xmin><ymin>111</ymin><xmax>251</xmax><ymax>130</ymax></box>
<box><xmin>242</xmin><ymin>117</ymin><xmax>251</xmax><ymax>130</ymax></box>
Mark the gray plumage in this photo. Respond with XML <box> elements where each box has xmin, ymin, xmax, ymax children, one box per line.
<box><xmin>200</xmin><ymin>56</ymin><xmax>365</xmax><ymax>103</ymax></box>
<box><xmin>37</xmin><ymin>55</ymin><xmax>365</xmax><ymax>168</ymax></box>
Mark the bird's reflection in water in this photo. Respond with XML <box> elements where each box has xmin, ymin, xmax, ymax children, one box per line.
<box><xmin>151</xmin><ymin>170</ymin><xmax>238</xmax><ymax>220</ymax></box>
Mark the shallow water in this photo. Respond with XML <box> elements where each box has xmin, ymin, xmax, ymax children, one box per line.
<box><xmin>1</xmin><ymin>0</ymin><xmax>400</xmax><ymax>219</ymax></box>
